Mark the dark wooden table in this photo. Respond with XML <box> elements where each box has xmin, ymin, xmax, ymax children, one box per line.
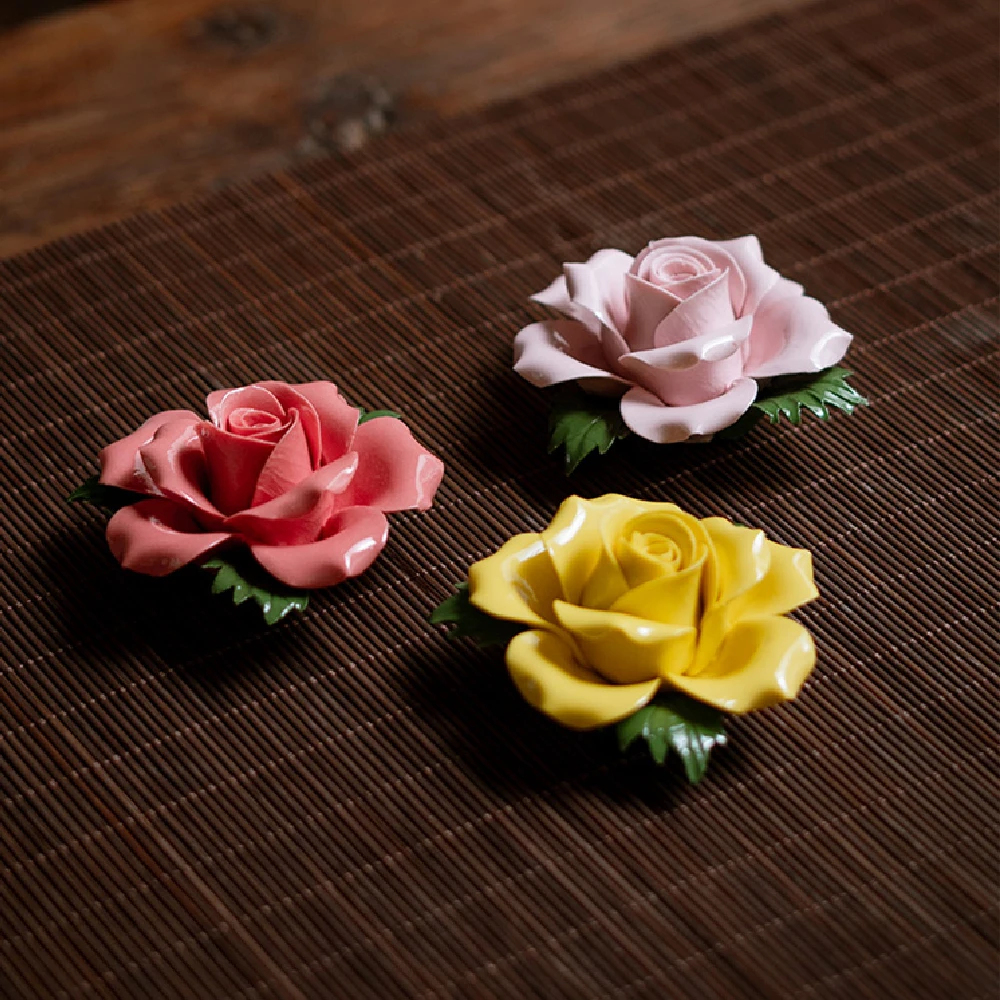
<box><xmin>0</xmin><ymin>0</ymin><xmax>816</xmax><ymax>257</ymax></box>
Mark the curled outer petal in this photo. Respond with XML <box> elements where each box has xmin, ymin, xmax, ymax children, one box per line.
<box><xmin>250</xmin><ymin>506</ymin><xmax>389</xmax><ymax>590</ymax></box>
<box><xmin>696</xmin><ymin>519</ymin><xmax>818</xmax><ymax>672</ymax></box>
<box><xmin>704</xmin><ymin>519</ymin><xmax>818</xmax><ymax>616</ymax></box>
<box><xmin>340</xmin><ymin>417</ymin><xmax>445</xmax><ymax>513</ymax></box>
<box><xmin>745</xmin><ymin>289</ymin><xmax>852</xmax><ymax>378</ymax></box>
<box><xmin>619</xmin><ymin>378</ymin><xmax>758</xmax><ymax>444</ymax></box>
<box><xmin>551</xmin><ymin>601</ymin><xmax>696</xmax><ymax>685</ymax></box>
<box><xmin>99</xmin><ymin>410</ymin><xmax>201</xmax><ymax>494</ymax></box>
<box><xmin>513</xmin><ymin>319</ymin><xmax>625</xmax><ymax>390</ymax></box>
<box><xmin>137</xmin><ymin>418</ymin><xmax>221</xmax><ymax>523</ymax></box>
<box><xmin>702</xmin><ymin>519</ymin><xmax>772</xmax><ymax>607</ymax></box>
<box><xmin>538</xmin><ymin>495</ymin><xmax>607</xmax><ymax>606</ymax></box>
<box><xmin>106</xmin><ymin>500</ymin><xmax>231</xmax><ymax>576</ymax></box>
<box><xmin>667</xmin><ymin>616</ymin><xmax>816</xmax><ymax>713</ymax></box>
<box><xmin>506</xmin><ymin>629</ymin><xmax>660</xmax><ymax>731</ymax></box>
<box><xmin>468</xmin><ymin>533</ymin><xmax>562</xmax><ymax>629</ymax></box>
<box><xmin>532</xmin><ymin>248</ymin><xmax>633</xmax><ymax>334</ymax></box>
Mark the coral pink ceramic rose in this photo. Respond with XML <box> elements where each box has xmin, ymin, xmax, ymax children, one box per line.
<box><xmin>99</xmin><ymin>381</ymin><xmax>444</xmax><ymax>588</ymax></box>
<box><xmin>514</xmin><ymin>236</ymin><xmax>852</xmax><ymax>442</ymax></box>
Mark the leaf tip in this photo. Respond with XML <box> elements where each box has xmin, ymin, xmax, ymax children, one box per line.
<box><xmin>203</xmin><ymin>553</ymin><xmax>309</xmax><ymax>625</ymax></box>
<box><xmin>617</xmin><ymin>693</ymin><xmax>727</xmax><ymax>784</ymax></box>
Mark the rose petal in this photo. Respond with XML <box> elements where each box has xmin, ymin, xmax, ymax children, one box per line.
<box><xmin>532</xmin><ymin>249</ymin><xmax>632</xmax><ymax>334</ymax></box>
<box><xmin>539</xmin><ymin>495</ymin><xmax>606</xmax><ymax>605</ymax></box>
<box><xmin>468</xmin><ymin>532</ymin><xmax>562</xmax><ymax>629</ymax></box>
<box><xmin>576</xmin><ymin>542</ymin><xmax>631</xmax><ymax>611</ymax></box>
<box><xmin>506</xmin><ymin>628</ymin><xmax>660</xmax><ymax>731</ymax></box>
<box><xmin>745</xmin><ymin>291</ymin><xmax>853</xmax><ymax>378</ymax></box>
<box><xmin>137</xmin><ymin>418</ymin><xmax>222</xmax><ymax>523</ymax></box>
<box><xmin>513</xmin><ymin>319</ymin><xmax>626</xmax><ymax>389</ymax></box>
<box><xmin>106</xmin><ymin>499</ymin><xmax>231</xmax><ymax>577</ymax></box>
<box><xmin>609</xmin><ymin>562</ymin><xmax>704</xmax><ymax>630</ymax></box>
<box><xmin>552</xmin><ymin>601</ymin><xmax>697</xmax><ymax>684</ymax></box>
<box><xmin>225</xmin><ymin>453</ymin><xmax>358</xmax><ymax>546</ymax></box>
<box><xmin>755</xmin><ymin>274</ymin><xmax>804</xmax><ymax>306</ymax></box>
<box><xmin>613</xmin><ymin>507</ymin><xmax>708</xmax><ymax>588</ymax></box>
<box><xmin>618</xmin><ymin>316</ymin><xmax>753</xmax><ymax>406</ymax></box>
<box><xmin>668</xmin><ymin>616</ymin><xmax>815</xmax><ymax>713</ymax></box>
<box><xmin>339</xmin><ymin>417</ymin><xmax>444</xmax><ymax>513</ymax></box>
<box><xmin>697</xmin><ymin>525</ymin><xmax>818</xmax><ymax>672</ymax></box>
<box><xmin>709</xmin><ymin>235</ymin><xmax>782</xmax><ymax>315</ymax></box>
<box><xmin>531</xmin><ymin>273</ymin><xmax>573</xmax><ymax>314</ymax></box>
<box><xmin>694</xmin><ymin>521</ymin><xmax>770</xmax><ymax>664</ymax></box>
<box><xmin>574</xmin><ymin>496</ymin><xmax>692</xmax><ymax>610</ymax></box>
<box><xmin>599</xmin><ymin>322</ymin><xmax>630</xmax><ymax>371</ymax></box>
<box><xmin>724</xmin><ymin>542</ymin><xmax>818</xmax><ymax>623</ymax></box>
<box><xmin>651</xmin><ymin>271</ymin><xmax>737</xmax><ymax>349</ymax></box>
<box><xmin>562</xmin><ymin>248</ymin><xmax>633</xmax><ymax>333</ymax></box>
<box><xmin>701</xmin><ymin>519</ymin><xmax>771</xmax><ymax>606</ymax></box>
<box><xmin>633</xmin><ymin>242</ymin><xmax>717</xmax><ymax>285</ymax></box>
<box><xmin>293</xmin><ymin>382</ymin><xmax>361</xmax><ymax>464</ymax></box>
<box><xmin>623</xmin><ymin>272</ymin><xmax>682</xmax><ymax>348</ymax></box>
<box><xmin>198</xmin><ymin>423</ymin><xmax>274</xmax><ymax>515</ymax></box>
<box><xmin>739</xmin><ymin>279</ymin><xmax>801</xmax><ymax>368</ymax></box>
<box><xmin>251</xmin><ymin>411</ymin><xmax>315</xmax><ymax>506</ymax></box>
<box><xmin>250</xmin><ymin>505</ymin><xmax>388</xmax><ymax>589</ymax></box>
<box><xmin>99</xmin><ymin>410</ymin><xmax>201</xmax><ymax>493</ymax></box>
<box><xmin>619</xmin><ymin>378</ymin><xmax>758</xmax><ymax>444</ymax></box>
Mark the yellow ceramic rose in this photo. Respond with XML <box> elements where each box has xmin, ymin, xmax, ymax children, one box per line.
<box><xmin>466</xmin><ymin>495</ymin><xmax>818</xmax><ymax>731</ymax></box>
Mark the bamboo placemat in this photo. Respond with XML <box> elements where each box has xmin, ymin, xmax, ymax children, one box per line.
<box><xmin>0</xmin><ymin>0</ymin><xmax>997</xmax><ymax>995</ymax></box>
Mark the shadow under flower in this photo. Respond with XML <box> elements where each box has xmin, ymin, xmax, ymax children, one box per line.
<box><xmin>36</xmin><ymin>521</ymin><xmax>305</xmax><ymax>690</ymax></box>
<box><xmin>455</xmin><ymin>367</ymin><xmax>836</xmax><ymax>518</ymax></box>
<box><xmin>394</xmin><ymin>631</ymin><xmax>752</xmax><ymax>809</ymax></box>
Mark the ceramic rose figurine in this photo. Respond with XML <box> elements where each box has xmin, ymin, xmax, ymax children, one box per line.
<box><xmin>432</xmin><ymin>494</ymin><xmax>820</xmax><ymax>783</ymax></box>
<box><xmin>69</xmin><ymin>381</ymin><xmax>444</xmax><ymax>623</ymax></box>
<box><xmin>514</xmin><ymin>236</ymin><xmax>865</xmax><ymax>471</ymax></box>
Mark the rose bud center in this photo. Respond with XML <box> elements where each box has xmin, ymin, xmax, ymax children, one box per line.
<box><xmin>629</xmin><ymin>531</ymin><xmax>683</xmax><ymax>572</ymax></box>
<box><xmin>641</xmin><ymin>249</ymin><xmax>720</xmax><ymax>300</ymax></box>
<box><xmin>227</xmin><ymin>406</ymin><xmax>288</xmax><ymax>442</ymax></box>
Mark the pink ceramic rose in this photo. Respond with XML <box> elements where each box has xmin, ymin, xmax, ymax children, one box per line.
<box><xmin>514</xmin><ymin>236</ymin><xmax>852</xmax><ymax>442</ymax></box>
<box><xmin>99</xmin><ymin>381</ymin><xmax>444</xmax><ymax>589</ymax></box>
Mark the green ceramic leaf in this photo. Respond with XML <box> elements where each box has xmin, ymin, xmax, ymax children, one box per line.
<box><xmin>617</xmin><ymin>692</ymin><xmax>727</xmax><ymax>783</ymax></box>
<box><xmin>67</xmin><ymin>474</ymin><xmax>146</xmax><ymax>512</ymax></box>
<box><xmin>202</xmin><ymin>554</ymin><xmax>309</xmax><ymax>625</ymax></box>
<box><xmin>547</xmin><ymin>385</ymin><xmax>629</xmax><ymax>474</ymax></box>
<box><xmin>429</xmin><ymin>582</ymin><xmax>526</xmax><ymax>648</ymax></box>
<box><xmin>752</xmin><ymin>366</ymin><xmax>867</xmax><ymax>427</ymax></box>
<box><xmin>357</xmin><ymin>408</ymin><xmax>403</xmax><ymax>424</ymax></box>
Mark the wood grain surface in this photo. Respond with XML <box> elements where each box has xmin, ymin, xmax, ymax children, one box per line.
<box><xmin>0</xmin><ymin>0</ymin><xmax>816</xmax><ymax>257</ymax></box>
